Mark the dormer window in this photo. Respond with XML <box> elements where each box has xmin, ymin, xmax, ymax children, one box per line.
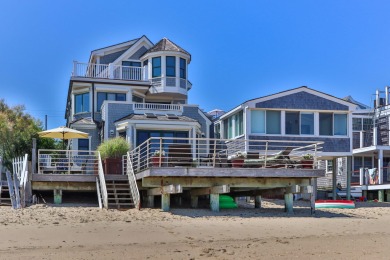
<box><xmin>180</xmin><ymin>58</ymin><xmax>186</xmax><ymax>79</ymax></box>
<box><xmin>152</xmin><ymin>57</ymin><xmax>161</xmax><ymax>77</ymax></box>
<box><xmin>166</xmin><ymin>56</ymin><xmax>176</xmax><ymax>77</ymax></box>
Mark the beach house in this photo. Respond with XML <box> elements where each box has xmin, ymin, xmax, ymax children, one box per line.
<box><xmin>214</xmin><ymin>86</ymin><xmax>358</xmax><ymax>197</ymax></box>
<box><xmin>65</xmin><ymin>35</ymin><xmax>212</xmax><ymax>151</ymax></box>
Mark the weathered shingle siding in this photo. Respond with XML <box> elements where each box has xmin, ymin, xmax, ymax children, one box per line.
<box><xmin>248</xmin><ymin>135</ymin><xmax>351</xmax><ymax>153</ymax></box>
<box><xmin>105</xmin><ymin>103</ymin><xmax>134</xmax><ymax>139</ymax></box>
<box><xmin>255</xmin><ymin>91</ymin><xmax>349</xmax><ymax>111</ymax></box>
<box><xmin>182</xmin><ymin>106</ymin><xmax>210</xmax><ymax>136</ymax></box>
<box><xmin>100</xmin><ymin>49</ymin><xmax>127</xmax><ymax>64</ymax></box>
<box><xmin>129</xmin><ymin>46</ymin><xmax>148</xmax><ymax>60</ymax></box>
<box><xmin>317</xmin><ymin>158</ymin><xmax>347</xmax><ymax>190</ymax></box>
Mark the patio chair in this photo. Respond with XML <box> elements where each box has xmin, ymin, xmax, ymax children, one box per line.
<box><xmin>244</xmin><ymin>147</ymin><xmax>295</xmax><ymax>168</ymax></box>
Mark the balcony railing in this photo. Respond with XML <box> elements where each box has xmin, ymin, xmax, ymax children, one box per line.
<box><xmin>128</xmin><ymin>137</ymin><xmax>323</xmax><ymax>173</ymax></box>
<box><xmin>37</xmin><ymin>149</ymin><xmax>99</xmax><ymax>175</ymax></box>
<box><xmin>133</xmin><ymin>103</ymin><xmax>183</xmax><ymax>112</ymax></box>
<box><xmin>72</xmin><ymin>61</ymin><xmax>146</xmax><ymax>81</ymax></box>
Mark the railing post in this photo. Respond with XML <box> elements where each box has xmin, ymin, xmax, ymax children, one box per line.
<box><xmin>264</xmin><ymin>141</ymin><xmax>268</xmax><ymax>168</ymax></box>
<box><xmin>213</xmin><ymin>140</ymin><xmax>217</xmax><ymax>167</ymax></box>
<box><xmin>73</xmin><ymin>61</ymin><xmax>78</xmax><ymax>77</ymax></box>
<box><xmin>108</xmin><ymin>63</ymin><xmax>114</xmax><ymax>79</ymax></box>
<box><xmin>159</xmin><ymin>138</ymin><xmax>163</xmax><ymax>167</ymax></box>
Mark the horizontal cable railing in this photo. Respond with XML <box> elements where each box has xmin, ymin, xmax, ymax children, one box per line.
<box><xmin>128</xmin><ymin>137</ymin><xmax>323</xmax><ymax>173</ymax></box>
<box><xmin>37</xmin><ymin>149</ymin><xmax>99</xmax><ymax>175</ymax></box>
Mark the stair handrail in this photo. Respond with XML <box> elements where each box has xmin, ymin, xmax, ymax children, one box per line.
<box><xmin>126</xmin><ymin>152</ymin><xmax>140</xmax><ymax>209</ymax></box>
<box><xmin>97</xmin><ymin>152</ymin><xmax>108</xmax><ymax>209</ymax></box>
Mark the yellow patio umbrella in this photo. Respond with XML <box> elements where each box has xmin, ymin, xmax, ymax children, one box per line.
<box><xmin>38</xmin><ymin>126</ymin><xmax>89</xmax><ymax>149</ymax></box>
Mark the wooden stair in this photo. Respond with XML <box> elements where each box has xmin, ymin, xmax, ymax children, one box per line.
<box><xmin>0</xmin><ymin>181</ymin><xmax>11</xmax><ymax>206</ymax></box>
<box><xmin>106</xmin><ymin>180</ymin><xmax>134</xmax><ymax>209</ymax></box>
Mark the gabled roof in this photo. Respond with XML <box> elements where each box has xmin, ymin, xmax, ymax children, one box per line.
<box><xmin>91</xmin><ymin>37</ymin><xmax>140</xmax><ymax>54</ymax></box>
<box><xmin>343</xmin><ymin>95</ymin><xmax>370</xmax><ymax>110</ymax></box>
<box><xmin>140</xmin><ymin>38</ymin><xmax>191</xmax><ymax>58</ymax></box>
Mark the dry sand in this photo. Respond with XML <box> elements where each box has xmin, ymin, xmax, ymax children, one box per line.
<box><xmin>1</xmin><ymin>200</ymin><xmax>390</xmax><ymax>259</ymax></box>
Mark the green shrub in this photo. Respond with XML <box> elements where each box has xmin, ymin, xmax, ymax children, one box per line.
<box><xmin>97</xmin><ymin>137</ymin><xmax>130</xmax><ymax>160</ymax></box>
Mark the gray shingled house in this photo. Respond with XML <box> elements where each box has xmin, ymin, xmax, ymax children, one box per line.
<box><xmin>65</xmin><ymin>36</ymin><xmax>212</xmax><ymax>151</ymax></box>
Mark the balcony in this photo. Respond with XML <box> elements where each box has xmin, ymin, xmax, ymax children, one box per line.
<box><xmin>133</xmin><ymin>103</ymin><xmax>183</xmax><ymax>114</ymax></box>
<box><xmin>72</xmin><ymin>61</ymin><xmax>147</xmax><ymax>81</ymax></box>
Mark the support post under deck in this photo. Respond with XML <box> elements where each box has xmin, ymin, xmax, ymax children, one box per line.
<box><xmin>161</xmin><ymin>194</ymin><xmax>170</xmax><ymax>211</ymax></box>
<box><xmin>210</xmin><ymin>194</ymin><xmax>219</xmax><ymax>212</ymax></box>
<box><xmin>255</xmin><ymin>195</ymin><xmax>262</xmax><ymax>208</ymax></box>
<box><xmin>54</xmin><ymin>189</ymin><xmax>62</xmax><ymax>204</ymax></box>
<box><xmin>284</xmin><ymin>193</ymin><xmax>293</xmax><ymax>214</ymax></box>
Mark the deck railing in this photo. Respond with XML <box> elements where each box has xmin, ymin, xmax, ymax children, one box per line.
<box><xmin>72</xmin><ymin>61</ymin><xmax>146</xmax><ymax>81</ymax></box>
<box><xmin>37</xmin><ymin>149</ymin><xmax>98</xmax><ymax>175</ymax></box>
<box><xmin>126</xmin><ymin>152</ymin><xmax>140</xmax><ymax>209</ymax></box>
<box><xmin>133</xmin><ymin>103</ymin><xmax>183</xmax><ymax>112</ymax></box>
<box><xmin>97</xmin><ymin>152</ymin><xmax>108</xmax><ymax>209</ymax></box>
<box><xmin>129</xmin><ymin>137</ymin><xmax>323</xmax><ymax>173</ymax></box>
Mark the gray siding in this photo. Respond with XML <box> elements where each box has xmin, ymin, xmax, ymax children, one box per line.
<box><xmin>100</xmin><ymin>49</ymin><xmax>127</xmax><ymax>64</ymax></box>
<box><xmin>248</xmin><ymin>135</ymin><xmax>351</xmax><ymax>153</ymax></box>
<box><xmin>105</xmin><ymin>103</ymin><xmax>134</xmax><ymax>140</ymax></box>
<box><xmin>317</xmin><ymin>158</ymin><xmax>347</xmax><ymax>190</ymax></box>
<box><xmin>129</xmin><ymin>46</ymin><xmax>148</xmax><ymax>60</ymax></box>
<box><xmin>182</xmin><ymin>106</ymin><xmax>210</xmax><ymax>137</ymax></box>
<box><xmin>256</xmin><ymin>91</ymin><xmax>349</xmax><ymax>111</ymax></box>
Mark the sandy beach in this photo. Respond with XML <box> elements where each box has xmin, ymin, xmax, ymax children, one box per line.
<box><xmin>1</xmin><ymin>200</ymin><xmax>390</xmax><ymax>259</ymax></box>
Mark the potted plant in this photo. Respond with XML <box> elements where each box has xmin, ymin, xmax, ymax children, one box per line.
<box><xmin>151</xmin><ymin>150</ymin><xmax>165</xmax><ymax>167</ymax></box>
<box><xmin>301</xmin><ymin>154</ymin><xmax>313</xmax><ymax>169</ymax></box>
<box><xmin>97</xmin><ymin>137</ymin><xmax>130</xmax><ymax>175</ymax></box>
<box><xmin>231</xmin><ymin>151</ymin><xmax>247</xmax><ymax>168</ymax></box>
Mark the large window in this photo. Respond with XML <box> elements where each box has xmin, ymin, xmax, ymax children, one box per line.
<box><xmin>75</xmin><ymin>93</ymin><xmax>89</xmax><ymax>113</ymax></box>
<box><xmin>152</xmin><ymin>57</ymin><xmax>161</xmax><ymax>78</ymax></box>
<box><xmin>97</xmin><ymin>92</ymin><xmax>126</xmax><ymax>111</ymax></box>
<box><xmin>180</xmin><ymin>58</ymin><xmax>186</xmax><ymax>79</ymax></box>
<box><xmin>166</xmin><ymin>56</ymin><xmax>176</xmax><ymax>77</ymax></box>
<box><xmin>251</xmin><ymin>110</ymin><xmax>265</xmax><ymax>133</ymax></box>
<box><xmin>266</xmin><ymin>111</ymin><xmax>281</xmax><ymax>134</ymax></box>
<box><xmin>285</xmin><ymin>112</ymin><xmax>299</xmax><ymax>135</ymax></box>
<box><xmin>224</xmin><ymin>111</ymin><xmax>244</xmax><ymax>139</ymax></box>
<box><xmin>334</xmin><ymin>114</ymin><xmax>347</xmax><ymax>135</ymax></box>
<box><xmin>301</xmin><ymin>113</ymin><xmax>314</xmax><ymax>135</ymax></box>
<box><xmin>320</xmin><ymin>113</ymin><xmax>347</xmax><ymax>136</ymax></box>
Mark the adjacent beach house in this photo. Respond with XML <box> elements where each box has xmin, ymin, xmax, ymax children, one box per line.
<box><xmin>214</xmin><ymin>86</ymin><xmax>358</xmax><ymax>196</ymax></box>
<box><xmin>65</xmin><ymin>35</ymin><xmax>211</xmax><ymax>151</ymax></box>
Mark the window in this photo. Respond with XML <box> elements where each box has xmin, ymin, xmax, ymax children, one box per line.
<box><xmin>180</xmin><ymin>58</ymin><xmax>186</xmax><ymax>79</ymax></box>
<box><xmin>326</xmin><ymin>160</ymin><xmax>333</xmax><ymax>173</ymax></box>
<box><xmin>75</xmin><ymin>93</ymin><xmax>89</xmax><ymax>113</ymax></box>
<box><xmin>285</xmin><ymin>112</ymin><xmax>299</xmax><ymax>135</ymax></box>
<box><xmin>214</xmin><ymin>123</ymin><xmax>221</xmax><ymax>139</ymax></box>
<box><xmin>363</xmin><ymin>118</ymin><xmax>372</xmax><ymax>131</ymax></box>
<box><xmin>319</xmin><ymin>113</ymin><xmax>333</xmax><ymax>136</ymax></box>
<box><xmin>152</xmin><ymin>57</ymin><xmax>161</xmax><ymax>77</ymax></box>
<box><xmin>251</xmin><ymin>110</ymin><xmax>265</xmax><ymax>133</ymax></box>
<box><xmin>301</xmin><ymin>113</ymin><xmax>314</xmax><ymax>135</ymax></box>
<box><xmin>97</xmin><ymin>92</ymin><xmax>126</xmax><ymax>111</ymax></box>
<box><xmin>334</xmin><ymin>114</ymin><xmax>347</xmax><ymax>135</ymax></box>
<box><xmin>122</xmin><ymin>61</ymin><xmax>141</xmax><ymax>67</ymax></box>
<box><xmin>353</xmin><ymin>156</ymin><xmax>363</xmax><ymax>176</ymax></box>
<box><xmin>223</xmin><ymin>111</ymin><xmax>244</xmax><ymax>139</ymax></box>
<box><xmin>78</xmin><ymin>139</ymin><xmax>89</xmax><ymax>151</ymax></box>
<box><xmin>266</xmin><ymin>111</ymin><xmax>281</xmax><ymax>134</ymax></box>
<box><xmin>353</xmin><ymin>118</ymin><xmax>362</xmax><ymax>131</ymax></box>
<box><xmin>132</xmin><ymin>95</ymin><xmax>143</xmax><ymax>103</ymax></box>
<box><xmin>166</xmin><ymin>56</ymin><xmax>176</xmax><ymax>77</ymax></box>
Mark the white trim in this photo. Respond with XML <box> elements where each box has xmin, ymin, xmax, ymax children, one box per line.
<box><xmin>109</xmin><ymin>36</ymin><xmax>154</xmax><ymax>65</ymax></box>
<box><xmin>141</xmin><ymin>51</ymin><xmax>191</xmax><ymax>63</ymax></box>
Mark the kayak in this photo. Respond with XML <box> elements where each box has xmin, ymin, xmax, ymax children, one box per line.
<box><xmin>315</xmin><ymin>200</ymin><xmax>355</xmax><ymax>209</ymax></box>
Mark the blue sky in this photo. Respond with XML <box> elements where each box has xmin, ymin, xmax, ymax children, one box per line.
<box><xmin>1</xmin><ymin>1</ymin><xmax>390</xmax><ymax>128</ymax></box>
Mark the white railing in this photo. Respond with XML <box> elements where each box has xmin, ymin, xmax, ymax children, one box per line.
<box><xmin>126</xmin><ymin>152</ymin><xmax>140</xmax><ymax>209</ymax></box>
<box><xmin>97</xmin><ymin>152</ymin><xmax>108</xmax><ymax>209</ymax></box>
<box><xmin>72</xmin><ymin>61</ymin><xmax>146</xmax><ymax>81</ymax></box>
<box><xmin>37</xmin><ymin>149</ymin><xmax>98</xmax><ymax>175</ymax></box>
<box><xmin>134</xmin><ymin>103</ymin><xmax>183</xmax><ymax>112</ymax></box>
<box><xmin>128</xmin><ymin>137</ymin><xmax>323</xmax><ymax>173</ymax></box>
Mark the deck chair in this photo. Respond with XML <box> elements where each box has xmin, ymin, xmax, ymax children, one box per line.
<box><xmin>39</xmin><ymin>154</ymin><xmax>55</xmax><ymax>173</ymax></box>
<box><xmin>244</xmin><ymin>147</ymin><xmax>295</xmax><ymax>168</ymax></box>
<box><xmin>168</xmin><ymin>144</ymin><xmax>193</xmax><ymax>167</ymax></box>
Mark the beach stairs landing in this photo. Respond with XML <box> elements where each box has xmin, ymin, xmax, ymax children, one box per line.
<box><xmin>0</xmin><ymin>181</ymin><xmax>11</xmax><ymax>206</ymax></box>
<box><xmin>106</xmin><ymin>180</ymin><xmax>134</xmax><ymax>209</ymax></box>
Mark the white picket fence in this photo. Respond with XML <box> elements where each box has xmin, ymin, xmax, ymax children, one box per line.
<box><xmin>6</xmin><ymin>154</ymin><xmax>29</xmax><ymax>209</ymax></box>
